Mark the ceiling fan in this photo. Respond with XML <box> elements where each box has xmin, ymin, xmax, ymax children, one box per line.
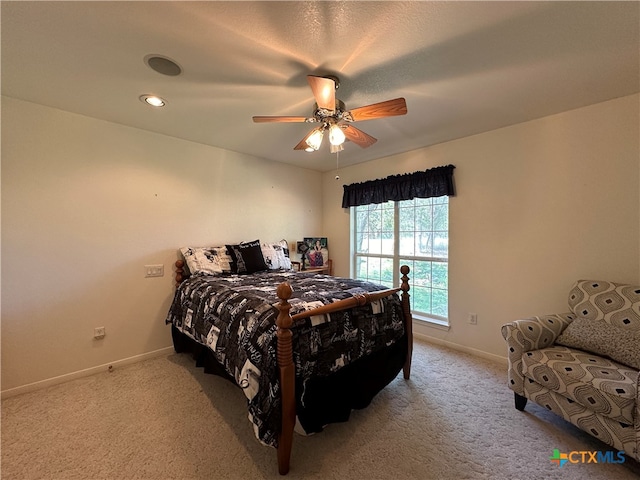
<box><xmin>252</xmin><ymin>75</ymin><xmax>407</xmax><ymax>153</ymax></box>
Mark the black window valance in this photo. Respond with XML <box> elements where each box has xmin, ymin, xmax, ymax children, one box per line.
<box><xmin>342</xmin><ymin>164</ymin><xmax>456</xmax><ymax>208</ymax></box>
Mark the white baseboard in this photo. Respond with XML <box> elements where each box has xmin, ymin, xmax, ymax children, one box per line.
<box><xmin>413</xmin><ymin>328</ymin><xmax>508</xmax><ymax>366</ymax></box>
<box><xmin>1</xmin><ymin>346</ymin><xmax>175</xmax><ymax>399</ymax></box>
<box><xmin>2</xmin><ymin>328</ymin><xmax>508</xmax><ymax>399</ymax></box>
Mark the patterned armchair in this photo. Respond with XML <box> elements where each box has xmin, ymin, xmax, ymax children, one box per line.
<box><xmin>501</xmin><ymin>280</ymin><xmax>640</xmax><ymax>462</ymax></box>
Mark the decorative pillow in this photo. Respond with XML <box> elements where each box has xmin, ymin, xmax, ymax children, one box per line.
<box><xmin>211</xmin><ymin>246</ymin><xmax>234</xmax><ymax>273</ymax></box>
<box><xmin>261</xmin><ymin>242</ymin><xmax>287</xmax><ymax>270</ymax></box>
<box><xmin>180</xmin><ymin>246</ymin><xmax>231</xmax><ymax>275</ymax></box>
<box><xmin>274</xmin><ymin>239</ymin><xmax>292</xmax><ymax>270</ymax></box>
<box><xmin>226</xmin><ymin>240</ymin><xmax>269</xmax><ymax>274</ymax></box>
<box><xmin>556</xmin><ymin>317</ymin><xmax>640</xmax><ymax>370</ymax></box>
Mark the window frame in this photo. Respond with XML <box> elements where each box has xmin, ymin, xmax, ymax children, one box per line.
<box><xmin>351</xmin><ymin>197</ymin><xmax>449</xmax><ymax>327</ymax></box>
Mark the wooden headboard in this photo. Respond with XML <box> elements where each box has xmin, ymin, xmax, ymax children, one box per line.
<box><xmin>174</xmin><ymin>258</ymin><xmax>334</xmax><ymax>287</ymax></box>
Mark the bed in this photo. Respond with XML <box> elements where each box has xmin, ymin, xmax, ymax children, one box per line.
<box><xmin>165</xmin><ymin>241</ymin><xmax>413</xmax><ymax>475</ymax></box>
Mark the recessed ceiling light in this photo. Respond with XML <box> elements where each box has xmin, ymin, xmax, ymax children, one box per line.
<box><xmin>139</xmin><ymin>95</ymin><xmax>166</xmax><ymax>107</ymax></box>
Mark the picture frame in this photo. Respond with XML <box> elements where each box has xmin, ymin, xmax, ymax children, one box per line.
<box><xmin>303</xmin><ymin>237</ymin><xmax>329</xmax><ymax>268</ymax></box>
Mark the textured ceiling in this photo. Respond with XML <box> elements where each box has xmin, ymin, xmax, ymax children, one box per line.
<box><xmin>2</xmin><ymin>1</ymin><xmax>639</xmax><ymax>172</ymax></box>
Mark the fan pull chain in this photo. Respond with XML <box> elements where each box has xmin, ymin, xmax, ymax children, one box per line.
<box><xmin>335</xmin><ymin>151</ymin><xmax>340</xmax><ymax>180</ymax></box>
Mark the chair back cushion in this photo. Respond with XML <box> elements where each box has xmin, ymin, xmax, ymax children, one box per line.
<box><xmin>568</xmin><ymin>280</ymin><xmax>640</xmax><ymax>329</ymax></box>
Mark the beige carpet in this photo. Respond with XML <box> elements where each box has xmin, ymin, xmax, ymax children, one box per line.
<box><xmin>2</xmin><ymin>338</ymin><xmax>639</xmax><ymax>480</ymax></box>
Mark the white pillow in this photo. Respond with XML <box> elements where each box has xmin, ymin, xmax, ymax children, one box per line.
<box><xmin>261</xmin><ymin>243</ymin><xmax>284</xmax><ymax>269</ymax></box>
<box><xmin>180</xmin><ymin>246</ymin><xmax>232</xmax><ymax>275</ymax></box>
<box><xmin>260</xmin><ymin>240</ymin><xmax>293</xmax><ymax>270</ymax></box>
<box><xmin>275</xmin><ymin>239</ymin><xmax>292</xmax><ymax>270</ymax></box>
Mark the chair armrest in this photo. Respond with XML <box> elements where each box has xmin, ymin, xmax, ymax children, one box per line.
<box><xmin>502</xmin><ymin>313</ymin><xmax>575</xmax><ymax>352</ymax></box>
<box><xmin>501</xmin><ymin>313</ymin><xmax>575</xmax><ymax>395</ymax></box>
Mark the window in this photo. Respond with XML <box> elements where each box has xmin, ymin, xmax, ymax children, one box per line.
<box><xmin>352</xmin><ymin>196</ymin><xmax>449</xmax><ymax>323</ymax></box>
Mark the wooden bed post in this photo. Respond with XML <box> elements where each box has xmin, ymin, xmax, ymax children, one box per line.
<box><xmin>175</xmin><ymin>259</ymin><xmax>186</xmax><ymax>286</ymax></box>
<box><xmin>400</xmin><ymin>265</ymin><xmax>412</xmax><ymax>380</ymax></box>
<box><xmin>275</xmin><ymin>283</ymin><xmax>295</xmax><ymax>475</ymax></box>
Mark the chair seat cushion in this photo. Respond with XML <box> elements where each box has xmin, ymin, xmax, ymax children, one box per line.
<box><xmin>522</xmin><ymin>346</ymin><xmax>637</xmax><ymax>425</ymax></box>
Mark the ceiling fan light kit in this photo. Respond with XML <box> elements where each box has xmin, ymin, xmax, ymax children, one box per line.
<box><xmin>252</xmin><ymin>75</ymin><xmax>407</xmax><ymax>153</ymax></box>
<box><xmin>306</xmin><ymin>128</ymin><xmax>324</xmax><ymax>151</ymax></box>
<box><xmin>329</xmin><ymin>124</ymin><xmax>346</xmax><ymax>146</ymax></box>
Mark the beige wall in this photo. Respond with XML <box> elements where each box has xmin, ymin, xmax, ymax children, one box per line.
<box><xmin>3</xmin><ymin>93</ymin><xmax>638</xmax><ymax>392</ymax></box>
<box><xmin>322</xmin><ymin>94</ymin><xmax>640</xmax><ymax>359</ymax></box>
<box><xmin>1</xmin><ymin>97</ymin><xmax>323</xmax><ymax>392</ymax></box>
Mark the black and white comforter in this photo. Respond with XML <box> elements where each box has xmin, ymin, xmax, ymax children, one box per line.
<box><xmin>165</xmin><ymin>270</ymin><xmax>405</xmax><ymax>447</ymax></box>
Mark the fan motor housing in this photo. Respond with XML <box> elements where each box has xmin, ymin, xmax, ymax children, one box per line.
<box><xmin>313</xmin><ymin>99</ymin><xmax>346</xmax><ymax>121</ymax></box>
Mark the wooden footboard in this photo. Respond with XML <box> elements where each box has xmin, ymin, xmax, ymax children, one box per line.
<box><xmin>173</xmin><ymin>261</ymin><xmax>412</xmax><ymax>475</ymax></box>
<box><xmin>274</xmin><ymin>266</ymin><xmax>412</xmax><ymax>475</ymax></box>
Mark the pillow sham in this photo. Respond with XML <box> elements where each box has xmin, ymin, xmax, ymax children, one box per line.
<box><xmin>180</xmin><ymin>246</ymin><xmax>230</xmax><ymax>275</ymax></box>
<box><xmin>556</xmin><ymin>316</ymin><xmax>640</xmax><ymax>370</ymax></box>
<box><xmin>274</xmin><ymin>239</ymin><xmax>292</xmax><ymax>270</ymax></box>
<box><xmin>226</xmin><ymin>240</ymin><xmax>269</xmax><ymax>274</ymax></box>
<box><xmin>261</xmin><ymin>242</ymin><xmax>286</xmax><ymax>270</ymax></box>
<box><xmin>212</xmin><ymin>246</ymin><xmax>234</xmax><ymax>273</ymax></box>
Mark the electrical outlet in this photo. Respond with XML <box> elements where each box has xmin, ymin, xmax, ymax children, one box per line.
<box><xmin>145</xmin><ymin>264</ymin><xmax>164</xmax><ymax>277</ymax></box>
<box><xmin>94</xmin><ymin>326</ymin><xmax>106</xmax><ymax>339</ymax></box>
<box><xmin>468</xmin><ymin>313</ymin><xmax>478</xmax><ymax>325</ymax></box>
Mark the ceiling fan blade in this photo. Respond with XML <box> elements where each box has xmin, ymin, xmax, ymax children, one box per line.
<box><xmin>293</xmin><ymin>129</ymin><xmax>315</xmax><ymax>150</ymax></box>
<box><xmin>342</xmin><ymin>125</ymin><xmax>377</xmax><ymax>148</ymax></box>
<box><xmin>253</xmin><ymin>116</ymin><xmax>309</xmax><ymax>123</ymax></box>
<box><xmin>345</xmin><ymin>98</ymin><xmax>407</xmax><ymax>122</ymax></box>
<box><xmin>307</xmin><ymin>75</ymin><xmax>336</xmax><ymax>111</ymax></box>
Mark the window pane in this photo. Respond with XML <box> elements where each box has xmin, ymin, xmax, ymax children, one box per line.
<box><xmin>355</xmin><ymin>232</ymin><xmax>368</xmax><ymax>253</ymax></box>
<box><xmin>433</xmin><ymin>203</ymin><xmax>448</xmax><ymax>230</ymax></box>
<box><xmin>368</xmin><ymin>209</ymin><xmax>381</xmax><ymax>232</ymax></box>
<box><xmin>412</xmin><ymin>260</ymin><xmax>432</xmax><ymax>287</ymax></box>
<box><xmin>355</xmin><ymin>208</ymin><xmax>370</xmax><ymax>253</ymax></box>
<box><xmin>399</xmin><ymin>205</ymin><xmax>414</xmax><ymax>231</ymax></box>
<box><xmin>381</xmin><ymin>257</ymin><xmax>394</xmax><ymax>283</ymax></box>
<box><xmin>382</xmin><ymin>208</ymin><xmax>395</xmax><ymax>233</ymax></box>
<box><xmin>412</xmin><ymin>285</ymin><xmax>432</xmax><ymax>314</ymax></box>
<box><xmin>354</xmin><ymin>197</ymin><xmax>448</xmax><ymax>321</ymax></box>
<box><xmin>367</xmin><ymin>257</ymin><xmax>381</xmax><ymax>280</ymax></box>
<box><xmin>356</xmin><ymin>256</ymin><xmax>369</xmax><ymax>278</ymax></box>
<box><xmin>416</xmin><ymin>232</ymin><xmax>433</xmax><ymax>257</ymax></box>
<box><xmin>380</xmin><ymin>237</ymin><xmax>394</xmax><ymax>255</ymax></box>
<box><xmin>368</xmin><ymin>235</ymin><xmax>382</xmax><ymax>254</ymax></box>
<box><xmin>433</xmin><ymin>232</ymin><xmax>448</xmax><ymax>258</ymax></box>
<box><xmin>399</xmin><ymin>231</ymin><xmax>415</xmax><ymax>256</ymax></box>
<box><xmin>415</xmin><ymin>206</ymin><xmax>432</xmax><ymax>231</ymax></box>
<box><xmin>432</xmin><ymin>288</ymin><xmax>448</xmax><ymax>317</ymax></box>
<box><xmin>356</xmin><ymin>209</ymin><xmax>368</xmax><ymax>231</ymax></box>
<box><xmin>432</xmin><ymin>262</ymin><xmax>448</xmax><ymax>289</ymax></box>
